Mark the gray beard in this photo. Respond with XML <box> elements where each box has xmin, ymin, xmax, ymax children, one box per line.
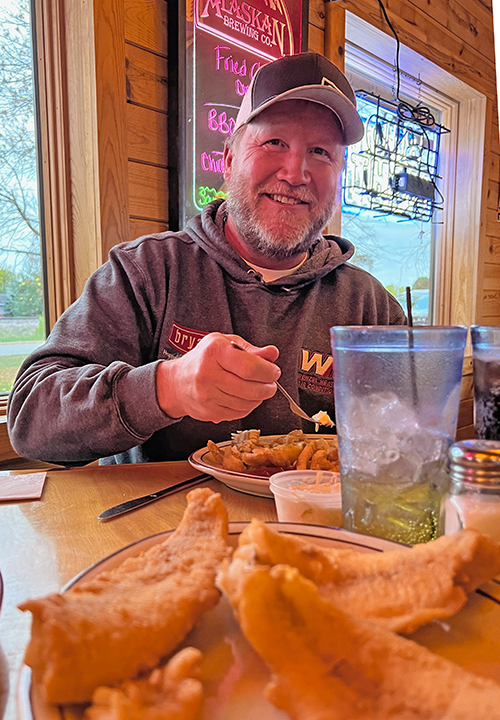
<box><xmin>225</xmin><ymin>180</ymin><xmax>336</xmax><ymax>261</ymax></box>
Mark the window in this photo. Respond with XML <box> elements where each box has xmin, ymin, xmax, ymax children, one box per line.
<box><xmin>0</xmin><ymin>0</ymin><xmax>46</xmax><ymax>394</ymax></box>
<box><xmin>342</xmin><ymin>12</ymin><xmax>486</xmax><ymax>339</ymax></box>
<box><xmin>341</xmin><ymin>90</ymin><xmax>444</xmax><ymax>325</ymax></box>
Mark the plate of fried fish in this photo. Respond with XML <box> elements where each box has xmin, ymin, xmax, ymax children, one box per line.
<box><xmin>189</xmin><ymin>429</ymin><xmax>339</xmax><ymax>497</ymax></box>
<box><xmin>17</xmin><ymin>488</ymin><xmax>500</xmax><ymax>720</ymax></box>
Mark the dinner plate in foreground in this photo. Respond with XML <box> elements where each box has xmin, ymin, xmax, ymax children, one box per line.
<box><xmin>189</xmin><ymin>434</ymin><xmax>335</xmax><ymax>498</ymax></box>
<box><xmin>17</xmin><ymin>524</ymin><xmax>500</xmax><ymax>720</ymax></box>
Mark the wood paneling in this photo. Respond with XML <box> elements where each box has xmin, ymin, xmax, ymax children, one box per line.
<box><xmin>123</xmin><ymin>0</ymin><xmax>169</xmax><ymax>244</ymax></box>
<box><xmin>127</xmin><ymin>104</ymin><xmax>168</xmax><ymax>167</ymax></box>
<box><xmin>487</xmin><ymin>179</ymin><xmax>499</xmax><ymax>210</ymax></box>
<box><xmin>457</xmin><ymin>398</ymin><xmax>474</xmax><ymax>437</ymax></box>
<box><xmin>309</xmin><ymin>0</ymin><xmax>326</xmax><ymax>31</ymax></box>
<box><xmin>325</xmin><ymin>3</ymin><xmax>346</xmax><ymax>70</ymax></box>
<box><xmin>308</xmin><ymin>23</ymin><xmax>325</xmax><ymax>54</ymax></box>
<box><xmin>482</xmin><ymin>289</ymin><xmax>500</xmax><ymax>318</ymax></box>
<box><xmin>457</xmin><ymin>372</ymin><xmax>474</xmax><ymax>439</ymax></box>
<box><xmin>406</xmin><ymin>0</ymin><xmax>494</xmax><ymax>62</ymax></box>
<box><xmin>486</xmin><ymin>206</ymin><xmax>500</xmax><ymax>238</ymax></box>
<box><xmin>125</xmin><ymin>44</ymin><xmax>168</xmax><ymax>111</ymax></box>
<box><xmin>94</xmin><ymin>0</ymin><xmax>130</xmax><ymax>263</ymax></box>
<box><xmin>128</xmin><ymin>162</ymin><xmax>169</xmax><ymax>222</ymax></box>
<box><xmin>129</xmin><ymin>219</ymin><xmax>169</xmax><ymax>239</ymax></box>
<box><xmin>338</xmin><ymin>0</ymin><xmax>496</xmax><ymax>97</ymax></box>
<box><xmin>125</xmin><ymin>0</ymin><xmax>168</xmax><ymax>56</ymax></box>
<box><xmin>490</xmin><ymin>150</ymin><xmax>500</xmax><ymax>182</ymax></box>
<box><xmin>483</xmin><ymin>262</ymin><xmax>500</xmax><ymax>289</ymax></box>
<box><xmin>456</xmin><ymin>422</ymin><xmax>475</xmax><ymax>441</ymax></box>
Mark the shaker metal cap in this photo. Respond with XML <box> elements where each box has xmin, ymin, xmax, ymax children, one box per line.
<box><xmin>448</xmin><ymin>439</ymin><xmax>500</xmax><ymax>486</ymax></box>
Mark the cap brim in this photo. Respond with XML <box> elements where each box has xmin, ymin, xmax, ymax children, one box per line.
<box><xmin>238</xmin><ymin>84</ymin><xmax>365</xmax><ymax>145</ymax></box>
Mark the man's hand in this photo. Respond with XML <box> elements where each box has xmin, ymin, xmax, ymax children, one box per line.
<box><xmin>156</xmin><ymin>333</ymin><xmax>280</xmax><ymax>422</ymax></box>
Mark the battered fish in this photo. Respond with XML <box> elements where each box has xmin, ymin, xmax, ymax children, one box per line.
<box><xmin>85</xmin><ymin>647</ymin><xmax>203</xmax><ymax>720</ymax></box>
<box><xmin>219</xmin><ymin>561</ymin><xmax>500</xmax><ymax>720</ymax></box>
<box><xmin>231</xmin><ymin>520</ymin><xmax>500</xmax><ymax>632</ymax></box>
<box><xmin>19</xmin><ymin>488</ymin><xmax>230</xmax><ymax>704</ymax></box>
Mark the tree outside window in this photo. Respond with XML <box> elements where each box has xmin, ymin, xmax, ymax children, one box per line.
<box><xmin>0</xmin><ymin>0</ymin><xmax>45</xmax><ymax>393</ymax></box>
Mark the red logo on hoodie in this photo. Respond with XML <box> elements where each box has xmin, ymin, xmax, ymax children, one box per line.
<box><xmin>167</xmin><ymin>322</ymin><xmax>208</xmax><ymax>353</ymax></box>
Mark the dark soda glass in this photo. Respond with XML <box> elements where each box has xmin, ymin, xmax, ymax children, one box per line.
<box><xmin>471</xmin><ymin>326</ymin><xmax>500</xmax><ymax>441</ymax></box>
<box><xmin>473</xmin><ymin>354</ymin><xmax>500</xmax><ymax>440</ymax></box>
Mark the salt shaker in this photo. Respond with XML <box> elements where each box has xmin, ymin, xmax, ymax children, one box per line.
<box><xmin>446</xmin><ymin>440</ymin><xmax>500</xmax><ymax>542</ymax></box>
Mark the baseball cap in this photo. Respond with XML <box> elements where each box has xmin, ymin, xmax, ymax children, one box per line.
<box><xmin>234</xmin><ymin>52</ymin><xmax>364</xmax><ymax>145</ymax></box>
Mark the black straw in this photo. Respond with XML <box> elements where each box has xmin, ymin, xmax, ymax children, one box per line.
<box><xmin>405</xmin><ymin>286</ymin><xmax>418</xmax><ymax>407</ymax></box>
<box><xmin>405</xmin><ymin>286</ymin><xmax>414</xmax><ymax>327</ymax></box>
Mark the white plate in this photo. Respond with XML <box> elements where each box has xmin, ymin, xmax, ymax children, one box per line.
<box><xmin>18</xmin><ymin>524</ymin><xmax>500</xmax><ymax>720</ymax></box>
<box><xmin>189</xmin><ymin>434</ymin><xmax>336</xmax><ymax>498</ymax></box>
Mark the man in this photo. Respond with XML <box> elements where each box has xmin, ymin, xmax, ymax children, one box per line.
<box><xmin>7</xmin><ymin>52</ymin><xmax>405</xmax><ymax>465</ymax></box>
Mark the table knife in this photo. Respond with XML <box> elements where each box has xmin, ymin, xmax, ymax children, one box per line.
<box><xmin>98</xmin><ymin>473</ymin><xmax>209</xmax><ymax>520</ymax></box>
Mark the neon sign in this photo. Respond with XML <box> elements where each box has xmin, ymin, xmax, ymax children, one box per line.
<box><xmin>342</xmin><ymin>92</ymin><xmax>449</xmax><ymax>222</ymax></box>
<box><xmin>197</xmin><ymin>0</ymin><xmax>296</xmax><ymax>61</ymax></box>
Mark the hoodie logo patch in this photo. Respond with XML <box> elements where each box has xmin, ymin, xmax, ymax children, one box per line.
<box><xmin>167</xmin><ymin>322</ymin><xmax>208</xmax><ymax>354</ymax></box>
<box><xmin>298</xmin><ymin>348</ymin><xmax>333</xmax><ymax>396</ymax></box>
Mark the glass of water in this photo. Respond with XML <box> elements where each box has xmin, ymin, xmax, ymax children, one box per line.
<box><xmin>471</xmin><ymin>325</ymin><xmax>500</xmax><ymax>441</ymax></box>
<box><xmin>330</xmin><ymin>325</ymin><xmax>467</xmax><ymax>545</ymax></box>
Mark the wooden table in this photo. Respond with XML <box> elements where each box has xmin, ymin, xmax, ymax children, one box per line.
<box><xmin>0</xmin><ymin>461</ymin><xmax>277</xmax><ymax>720</ymax></box>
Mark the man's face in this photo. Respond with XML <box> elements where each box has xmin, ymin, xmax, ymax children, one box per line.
<box><xmin>224</xmin><ymin>99</ymin><xmax>346</xmax><ymax>261</ymax></box>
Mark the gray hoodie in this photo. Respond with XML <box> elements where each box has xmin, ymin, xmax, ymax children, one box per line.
<box><xmin>7</xmin><ymin>200</ymin><xmax>405</xmax><ymax>465</ymax></box>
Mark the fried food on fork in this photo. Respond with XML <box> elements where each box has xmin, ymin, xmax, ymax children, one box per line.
<box><xmin>233</xmin><ymin>520</ymin><xmax>500</xmax><ymax>633</ymax></box>
<box><xmin>19</xmin><ymin>488</ymin><xmax>230</xmax><ymax>704</ymax></box>
<box><xmin>218</xmin><ymin>562</ymin><xmax>500</xmax><ymax>720</ymax></box>
<box><xmin>85</xmin><ymin>647</ymin><xmax>203</xmax><ymax>720</ymax></box>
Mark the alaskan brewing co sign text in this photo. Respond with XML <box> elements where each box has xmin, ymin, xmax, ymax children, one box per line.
<box><xmin>197</xmin><ymin>0</ymin><xmax>297</xmax><ymax>60</ymax></box>
<box><xmin>184</xmin><ymin>0</ymin><xmax>305</xmax><ymax>221</ymax></box>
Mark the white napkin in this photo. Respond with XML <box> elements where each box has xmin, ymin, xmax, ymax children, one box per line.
<box><xmin>0</xmin><ymin>471</ymin><xmax>47</xmax><ymax>501</ymax></box>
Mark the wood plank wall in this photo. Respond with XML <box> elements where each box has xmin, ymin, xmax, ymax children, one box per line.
<box><xmin>124</xmin><ymin>0</ymin><xmax>169</xmax><ymax>241</ymax></box>
<box><xmin>116</xmin><ymin>0</ymin><xmax>499</xmax><ymax>439</ymax></box>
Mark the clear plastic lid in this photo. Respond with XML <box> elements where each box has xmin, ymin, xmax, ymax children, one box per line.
<box><xmin>270</xmin><ymin>470</ymin><xmax>341</xmax><ymax>504</ymax></box>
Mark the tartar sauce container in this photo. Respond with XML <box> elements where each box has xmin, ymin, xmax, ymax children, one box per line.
<box><xmin>446</xmin><ymin>440</ymin><xmax>500</xmax><ymax>542</ymax></box>
<box><xmin>270</xmin><ymin>470</ymin><xmax>342</xmax><ymax>527</ymax></box>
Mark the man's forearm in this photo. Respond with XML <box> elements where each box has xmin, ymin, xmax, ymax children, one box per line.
<box><xmin>8</xmin><ymin>358</ymin><xmax>174</xmax><ymax>464</ymax></box>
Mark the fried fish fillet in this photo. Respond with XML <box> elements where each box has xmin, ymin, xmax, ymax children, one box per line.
<box><xmin>218</xmin><ymin>561</ymin><xmax>500</xmax><ymax>720</ymax></box>
<box><xmin>232</xmin><ymin>520</ymin><xmax>500</xmax><ymax>633</ymax></box>
<box><xmin>19</xmin><ymin>488</ymin><xmax>230</xmax><ymax>704</ymax></box>
<box><xmin>84</xmin><ymin>647</ymin><xmax>203</xmax><ymax>720</ymax></box>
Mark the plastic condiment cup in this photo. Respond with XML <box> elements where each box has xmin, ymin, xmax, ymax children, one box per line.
<box><xmin>270</xmin><ymin>470</ymin><xmax>342</xmax><ymax>527</ymax></box>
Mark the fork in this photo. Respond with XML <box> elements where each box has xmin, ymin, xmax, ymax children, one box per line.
<box><xmin>230</xmin><ymin>341</ymin><xmax>333</xmax><ymax>426</ymax></box>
